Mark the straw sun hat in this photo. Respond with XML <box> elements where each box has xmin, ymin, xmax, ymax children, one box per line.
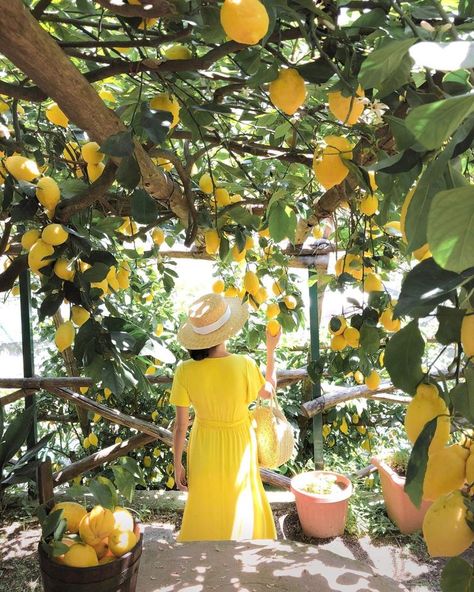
<box><xmin>177</xmin><ymin>293</ymin><xmax>249</xmax><ymax>350</ymax></box>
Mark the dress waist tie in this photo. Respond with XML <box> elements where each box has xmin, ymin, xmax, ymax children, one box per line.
<box><xmin>195</xmin><ymin>415</ymin><xmax>250</xmax><ymax>429</ymax></box>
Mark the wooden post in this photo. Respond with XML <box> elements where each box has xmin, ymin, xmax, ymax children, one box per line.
<box><xmin>37</xmin><ymin>458</ymin><xmax>55</xmax><ymax>510</ymax></box>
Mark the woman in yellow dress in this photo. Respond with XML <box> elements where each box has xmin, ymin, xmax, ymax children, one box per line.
<box><xmin>170</xmin><ymin>292</ymin><xmax>279</xmax><ymax>541</ymax></box>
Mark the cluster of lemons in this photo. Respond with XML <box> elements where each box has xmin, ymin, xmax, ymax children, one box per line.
<box><xmin>50</xmin><ymin>502</ymin><xmax>138</xmax><ymax>567</ymax></box>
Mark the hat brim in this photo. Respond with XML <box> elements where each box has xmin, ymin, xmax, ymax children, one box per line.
<box><xmin>177</xmin><ymin>297</ymin><xmax>249</xmax><ymax>350</ymax></box>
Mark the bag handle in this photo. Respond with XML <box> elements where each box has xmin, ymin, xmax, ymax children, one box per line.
<box><xmin>256</xmin><ymin>383</ymin><xmax>278</xmax><ymax>408</ymax></box>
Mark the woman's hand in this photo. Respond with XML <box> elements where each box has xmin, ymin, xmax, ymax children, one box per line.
<box><xmin>175</xmin><ymin>463</ymin><xmax>188</xmax><ymax>492</ymax></box>
<box><xmin>266</xmin><ymin>326</ymin><xmax>281</xmax><ymax>352</ymax></box>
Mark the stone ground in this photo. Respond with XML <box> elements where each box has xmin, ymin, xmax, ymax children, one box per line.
<box><xmin>0</xmin><ymin>492</ymin><xmax>456</xmax><ymax>592</ymax></box>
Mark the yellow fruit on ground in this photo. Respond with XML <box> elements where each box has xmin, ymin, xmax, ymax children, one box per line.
<box><xmin>354</xmin><ymin>370</ymin><xmax>364</xmax><ymax>384</ymax></box>
<box><xmin>164</xmin><ymin>44</ymin><xmax>191</xmax><ymax>60</ymax></box>
<box><xmin>380</xmin><ymin>308</ymin><xmax>401</xmax><ymax>332</ymax></box>
<box><xmin>113</xmin><ymin>507</ymin><xmax>134</xmax><ymax>532</ymax></box>
<box><xmin>423</xmin><ymin>490</ymin><xmax>474</xmax><ymax>557</ymax></box>
<box><xmin>363</xmin><ymin>272</ymin><xmax>383</xmax><ymax>292</ymax></box>
<box><xmin>359</xmin><ymin>195</ymin><xmax>378</xmax><ymax>217</ymax></box>
<box><xmin>55</xmin><ymin>321</ymin><xmax>75</xmax><ymax>352</ymax></box>
<box><xmin>404</xmin><ymin>383</ymin><xmax>451</xmax><ymax>453</ymax></box>
<box><xmin>330</xmin><ymin>334</ymin><xmax>346</xmax><ymax>352</ymax></box>
<box><xmin>5</xmin><ymin>155</ymin><xmax>40</xmax><ymax>182</ymax></box>
<box><xmin>46</xmin><ymin>103</ymin><xmax>69</xmax><ymax>128</ymax></box>
<box><xmin>82</xmin><ymin>141</ymin><xmax>104</xmax><ymax>165</ymax></box>
<box><xmin>220</xmin><ymin>0</ymin><xmax>269</xmax><ymax>45</ymax></box>
<box><xmin>71</xmin><ymin>305</ymin><xmax>90</xmax><ymax>327</ymax></box>
<box><xmin>284</xmin><ymin>295</ymin><xmax>297</xmax><ymax>310</ymax></box>
<box><xmin>244</xmin><ymin>270</ymin><xmax>260</xmax><ymax>295</ymax></box>
<box><xmin>269</xmin><ymin>68</ymin><xmax>307</xmax><ymax>116</ymax></box>
<box><xmin>36</xmin><ymin>177</ymin><xmax>60</xmax><ymax>210</ymax></box>
<box><xmin>365</xmin><ymin>370</ymin><xmax>380</xmax><ymax>390</ymax></box>
<box><xmin>215</xmin><ymin>187</ymin><xmax>231</xmax><ymax>207</ymax></box>
<box><xmin>52</xmin><ymin>502</ymin><xmax>87</xmax><ymax>534</ymax></box>
<box><xmin>42</xmin><ymin>224</ymin><xmax>68</xmax><ymax>246</ymax></box>
<box><xmin>266</xmin><ymin>303</ymin><xmax>280</xmax><ymax>319</ymax></box>
<box><xmin>335</xmin><ymin>253</ymin><xmax>363</xmax><ymax>280</ymax></box>
<box><xmin>108</xmin><ymin>529</ymin><xmax>137</xmax><ymax>557</ymax></box>
<box><xmin>212</xmin><ymin>279</ymin><xmax>225</xmax><ymax>293</ymax></box>
<box><xmin>329</xmin><ymin>315</ymin><xmax>347</xmax><ymax>336</ymax></box>
<box><xmin>344</xmin><ymin>326</ymin><xmax>360</xmax><ymax>348</ymax></box>
<box><xmin>87</xmin><ymin>162</ymin><xmax>105</xmax><ymax>183</ymax></box>
<box><xmin>204</xmin><ymin>229</ymin><xmax>220</xmax><ymax>255</ymax></box>
<box><xmin>21</xmin><ymin>229</ymin><xmax>41</xmax><ymax>251</ymax></box>
<box><xmin>461</xmin><ymin>312</ymin><xmax>474</xmax><ymax>359</ymax></box>
<box><xmin>62</xmin><ymin>543</ymin><xmax>99</xmax><ymax>568</ymax></box>
<box><xmin>152</xmin><ymin>227</ymin><xmax>165</xmax><ymax>246</ymax></box>
<box><xmin>328</xmin><ymin>86</ymin><xmax>365</xmax><ymax>125</ymax></box>
<box><xmin>28</xmin><ymin>239</ymin><xmax>54</xmax><ymax>272</ymax></box>
<box><xmin>54</xmin><ymin>258</ymin><xmax>75</xmax><ymax>281</ymax></box>
<box><xmin>267</xmin><ymin>319</ymin><xmax>281</xmax><ymax>336</ymax></box>
<box><xmin>199</xmin><ymin>173</ymin><xmax>214</xmax><ymax>194</ymax></box>
<box><xmin>231</xmin><ymin>245</ymin><xmax>246</xmax><ymax>262</ymax></box>
<box><xmin>423</xmin><ymin>444</ymin><xmax>469</xmax><ymax>501</ymax></box>
<box><xmin>150</xmin><ymin>93</ymin><xmax>180</xmax><ymax>128</ymax></box>
<box><xmin>79</xmin><ymin>506</ymin><xmax>115</xmax><ymax>546</ymax></box>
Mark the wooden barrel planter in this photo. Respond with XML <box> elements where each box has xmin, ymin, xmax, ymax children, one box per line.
<box><xmin>38</xmin><ymin>527</ymin><xmax>143</xmax><ymax>592</ymax></box>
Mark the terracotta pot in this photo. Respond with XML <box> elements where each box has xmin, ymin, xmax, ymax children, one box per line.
<box><xmin>372</xmin><ymin>457</ymin><xmax>432</xmax><ymax>535</ymax></box>
<box><xmin>290</xmin><ymin>470</ymin><xmax>352</xmax><ymax>538</ymax></box>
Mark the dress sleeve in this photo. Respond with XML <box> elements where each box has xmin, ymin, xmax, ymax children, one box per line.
<box><xmin>246</xmin><ymin>356</ymin><xmax>266</xmax><ymax>404</ymax></box>
<box><xmin>170</xmin><ymin>363</ymin><xmax>191</xmax><ymax>407</ymax></box>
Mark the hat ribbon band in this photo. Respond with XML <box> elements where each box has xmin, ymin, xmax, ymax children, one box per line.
<box><xmin>192</xmin><ymin>305</ymin><xmax>231</xmax><ymax>335</ymax></box>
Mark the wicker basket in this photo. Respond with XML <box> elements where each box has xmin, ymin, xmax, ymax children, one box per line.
<box><xmin>251</xmin><ymin>396</ymin><xmax>295</xmax><ymax>469</ymax></box>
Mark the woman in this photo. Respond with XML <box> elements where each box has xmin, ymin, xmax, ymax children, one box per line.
<box><xmin>170</xmin><ymin>292</ymin><xmax>280</xmax><ymax>541</ymax></box>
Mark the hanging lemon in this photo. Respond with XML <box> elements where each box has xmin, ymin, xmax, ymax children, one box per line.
<box><xmin>220</xmin><ymin>0</ymin><xmax>269</xmax><ymax>45</ymax></box>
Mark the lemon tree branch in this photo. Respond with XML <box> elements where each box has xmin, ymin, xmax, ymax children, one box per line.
<box><xmin>94</xmin><ymin>0</ymin><xmax>176</xmax><ymax>18</ymax></box>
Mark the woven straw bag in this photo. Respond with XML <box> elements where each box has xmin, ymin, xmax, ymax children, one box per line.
<box><xmin>251</xmin><ymin>394</ymin><xmax>295</xmax><ymax>469</ymax></box>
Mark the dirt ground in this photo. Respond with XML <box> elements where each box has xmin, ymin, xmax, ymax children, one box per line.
<box><xmin>0</xmin><ymin>506</ymin><xmax>452</xmax><ymax>592</ymax></box>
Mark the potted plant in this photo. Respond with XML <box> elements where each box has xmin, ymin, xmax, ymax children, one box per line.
<box><xmin>290</xmin><ymin>470</ymin><xmax>353</xmax><ymax>538</ymax></box>
<box><xmin>372</xmin><ymin>449</ymin><xmax>432</xmax><ymax>535</ymax></box>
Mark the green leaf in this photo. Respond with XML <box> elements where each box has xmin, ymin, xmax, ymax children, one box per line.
<box><xmin>385</xmin><ymin>320</ymin><xmax>424</xmax><ymax>395</ymax></box>
<box><xmin>140</xmin><ymin>104</ymin><xmax>173</xmax><ymax>144</ymax></box>
<box><xmin>427</xmin><ymin>186</ymin><xmax>474</xmax><ymax>274</ymax></box>
<box><xmin>11</xmin><ymin>197</ymin><xmax>38</xmax><ymax>223</ymax></box>
<box><xmin>441</xmin><ymin>557</ymin><xmax>474</xmax><ymax>592</ymax></box>
<box><xmin>41</xmin><ymin>509</ymin><xmax>65</xmax><ymax>540</ymax></box>
<box><xmin>97</xmin><ymin>476</ymin><xmax>118</xmax><ymax>508</ymax></box>
<box><xmin>82</xmin><ymin>262</ymin><xmax>110</xmax><ymax>283</ymax></box>
<box><xmin>100</xmin><ymin>131</ymin><xmax>134</xmax><ymax>157</ymax></box>
<box><xmin>131</xmin><ymin>189</ymin><xmax>159</xmax><ymax>224</ymax></box>
<box><xmin>395</xmin><ymin>259</ymin><xmax>463</xmax><ymax>318</ymax></box>
<box><xmin>459</xmin><ymin>0</ymin><xmax>474</xmax><ymax>18</ymax></box>
<box><xmin>51</xmin><ymin>540</ymin><xmax>70</xmax><ymax>557</ymax></box>
<box><xmin>102</xmin><ymin>362</ymin><xmax>125</xmax><ymax>397</ymax></box>
<box><xmin>119</xmin><ymin>456</ymin><xmax>146</xmax><ymax>487</ymax></box>
<box><xmin>405</xmin><ymin>417</ymin><xmax>437</xmax><ymax>507</ymax></box>
<box><xmin>384</xmin><ymin>115</ymin><xmax>417</xmax><ymax>151</ymax></box>
<box><xmin>88</xmin><ymin>480</ymin><xmax>115</xmax><ymax>509</ymax></box>
<box><xmin>358</xmin><ymin>38</ymin><xmax>416</xmax><ymax>90</ymax></box>
<box><xmin>450</xmin><ymin>381</ymin><xmax>474</xmax><ymax>423</ymax></box>
<box><xmin>39</xmin><ymin>290</ymin><xmax>64</xmax><ymax>321</ymax></box>
<box><xmin>116</xmin><ymin>155</ymin><xmax>141</xmax><ymax>190</ymax></box>
<box><xmin>406</xmin><ymin>94</ymin><xmax>474</xmax><ymax>150</ymax></box>
<box><xmin>296</xmin><ymin>59</ymin><xmax>335</xmax><ymax>84</ymax></box>
<box><xmin>359</xmin><ymin>324</ymin><xmax>380</xmax><ymax>354</ymax></box>
<box><xmin>112</xmin><ymin>466</ymin><xmax>135</xmax><ymax>503</ymax></box>
<box><xmin>268</xmin><ymin>203</ymin><xmax>297</xmax><ymax>243</ymax></box>
<box><xmin>0</xmin><ymin>405</ymin><xmax>34</xmax><ymax>471</ymax></box>
<box><xmin>436</xmin><ymin>306</ymin><xmax>465</xmax><ymax>345</ymax></box>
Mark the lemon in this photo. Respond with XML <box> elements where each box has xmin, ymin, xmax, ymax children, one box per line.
<box><xmin>423</xmin><ymin>490</ymin><xmax>474</xmax><ymax>557</ymax></box>
<box><xmin>354</xmin><ymin>370</ymin><xmax>364</xmax><ymax>384</ymax></box>
<box><xmin>461</xmin><ymin>312</ymin><xmax>474</xmax><ymax>359</ymax></box>
<box><xmin>45</xmin><ymin>103</ymin><xmax>69</xmax><ymax>128</ymax></box>
<box><xmin>117</xmin><ymin>268</ymin><xmax>130</xmax><ymax>289</ymax></box>
<box><xmin>328</xmin><ymin>86</ymin><xmax>365</xmax><ymax>126</ymax></box>
<box><xmin>335</xmin><ymin>253</ymin><xmax>363</xmax><ymax>280</ymax></box>
<box><xmin>340</xmin><ymin>418</ymin><xmax>349</xmax><ymax>435</ymax></box>
<box><xmin>330</xmin><ymin>334</ymin><xmax>346</xmax><ymax>352</ymax></box>
<box><xmin>63</xmin><ymin>142</ymin><xmax>80</xmax><ymax>164</ymax></box>
<box><xmin>79</xmin><ymin>506</ymin><xmax>115</xmax><ymax>546</ymax></box>
<box><xmin>87</xmin><ymin>162</ymin><xmax>105</xmax><ymax>182</ymax></box>
<box><xmin>104</xmin><ymin>387</ymin><xmax>112</xmax><ymax>399</ymax></box>
<box><xmin>36</xmin><ymin>177</ymin><xmax>60</xmax><ymax>210</ymax></box>
<box><xmin>5</xmin><ymin>155</ymin><xmax>40</xmax><ymax>182</ymax></box>
<box><xmin>272</xmin><ymin>281</ymin><xmax>283</xmax><ymax>297</ymax></box>
<box><xmin>164</xmin><ymin>45</ymin><xmax>191</xmax><ymax>60</ymax></box>
<box><xmin>138</xmin><ymin>17</ymin><xmax>157</xmax><ymax>29</ymax></box>
<box><xmin>143</xmin><ymin>455</ymin><xmax>152</xmax><ymax>468</ymax></box>
<box><xmin>284</xmin><ymin>295</ymin><xmax>297</xmax><ymax>310</ymax></box>
<box><xmin>82</xmin><ymin>141</ymin><xmax>104</xmax><ymax>165</ymax></box>
<box><xmin>405</xmin><ymin>383</ymin><xmax>451</xmax><ymax>453</ymax></box>
<box><xmin>267</xmin><ymin>319</ymin><xmax>281</xmax><ymax>336</ymax></box>
<box><xmin>231</xmin><ymin>245</ymin><xmax>246</xmax><ymax>262</ymax></box>
<box><xmin>152</xmin><ymin>227</ymin><xmax>165</xmax><ymax>245</ymax></box>
<box><xmin>225</xmin><ymin>286</ymin><xmax>239</xmax><ymax>298</ymax></box>
<box><xmin>423</xmin><ymin>444</ymin><xmax>469</xmax><ymax>501</ymax></box>
<box><xmin>313</xmin><ymin>135</ymin><xmax>353</xmax><ymax>190</ymax></box>
<box><xmin>259</xmin><ymin>227</ymin><xmax>270</xmax><ymax>238</ymax></box>
<box><xmin>214</xmin><ymin>187</ymin><xmax>231</xmax><ymax>207</ymax></box>
<box><xmin>108</xmin><ymin>529</ymin><xmax>137</xmax><ymax>557</ymax></box>
<box><xmin>244</xmin><ymin>270</ymin><xmax>260</xmax><ymax>295</ymax></box>
<box><xmin>359</xmin><ymin>195</ymin><xmax>378</xmax><ymax>216</ymax></box>
<box><xmin>380</xmin><ymin>308</ymin><xmax>401</xmax><ymax>332</ymax></box>
<box><xmin>365</xmin><ymin>370</ymin><xmax>380</xmax><ymax>390</ymax></box>
<box><xmin>199</xmin><ymin>173</ymin><xmax>214</xmax><ymax>194</ymax></box>
<box><xmin>83</xmin><ymin>437</ymin><xmax>91</xmax><ymax>449</ymax></box>
<box><xmin>62</xmin><ymin>543</ymin><xmax>99</xmax><ymax>568</ymax></box>
<box><xmin>42</xmin><ymin>223</ymin><xmax>68</xmax><ymax>246</ymax></box>
<box><xmin>266</xmin><ymin>303</ymin><xmax>280</xmax><ymax>319</ymax></box>
<box><xmin>55</xmin><ymin>321</ymin><xmax>75</xmax><ymax>352</ymax></box>
<box><xmin>28</xmin><ymin>239</ymin><xmax>54</xmax><ymax>272</ymax></box>
<box><xmin>98</xmin><ymin>89</ymin><xmax>116</xmax><ymax>103</ymax></box>
<box><xmin>71</xmin><ymin>305</ymin><xmax>90</xmax><ymax>327</ymax></box>
<box><xmin>245</xmin><ymin>236</ymin><xmax>255</xmax><ymax>250</ymax></box>
<box><xmin>312</xmin><ymin>225</ymin><xmax>323</xmax><ymax>239</ymax></box>
<box><xmin>89</xmin><ymin>432</ymin><xmax>98</xmax><ymax>446</ymax></box>
<box><xmin>107</xmin><ymin>266</ymin><xmax>120</xmax><ymax>291</ymax></box>
<box><xmin>155</xmin><ymin>323</ymin><xmax>164</xmax><ymax>337</ymax></box>
<box><xmin>91</xmin><ymin>277</ymin><xmax>108</xmax><ymax>296</ymax></box>
<box><xmin>52</xmin><ymin>502</ymin><xmax>87</xmax><ymax>534</ymax></box>
<box><xmin>343</xmin><ymin>326</ymin><xmax>360</xmax><ymax>348</ymax></box>
<box><xmin>363</xmin><ymin>272</ymin><xmax>383</xmax><ymax>292</ymax></box>
<box><xmin>150</xmin><ymin>93</ymin><xmax>180</xmax><ymax>128</ymax></box>
<box><xmin>269</xmin><ymin>68</ymin><xmax>306</xmax><ymax>115</ymax></box>
<box><xmin>212</xmin><ymin>279</ymin><xmax>225</xmax><ymax>293</ymax></box>
<box><xmin>254</xmin><ymin>286</ymin><xmax>268</xmax><ymax>305</ymax></box>
<box><xmin>54</xmin><ymin>258</ymin><xmax>75</xmax><ymax>281</ymax></box>
<box><xmin>220</xmin><ymin>0</ymin><xmax>269</xmax><ymax>45</ymax></box>
<box><xmin>115</xmin><ymin>437</ymin><xmax>122</xmax><ymax>444</ymax></box>
<box><xmin>92</xmin><ymin>539</ymin><xmax>109</xmax><ymax>560</ymax></box>
<box><xmin>113</xmin><ymin>507</ymin><xmax>134</xmax><ymax>532</ymax></box>
<box><xmin>21</xmin><ymin>229</ymin><xmax>41</xmax><ymax>251</ymax></box>
<box><xmin>204</xmin><ymin>229</ymin><xmax>220</xmax><ymax>255</ymax></box>
<box><xmin>329</xmin><ymin>315</ymin><xmax>346</xmax><ymax>336</ymax></box>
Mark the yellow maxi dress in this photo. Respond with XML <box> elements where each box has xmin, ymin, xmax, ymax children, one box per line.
<box><xmin>170</xmin><ymin>353</ymin><xmax>277</xmax><ymax>541</ymax></box>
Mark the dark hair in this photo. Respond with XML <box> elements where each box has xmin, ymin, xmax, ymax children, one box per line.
<box><xmin>188</xmin><ymin>348</ymin><xmax>211</xmax><ymax>361</ymax></box>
